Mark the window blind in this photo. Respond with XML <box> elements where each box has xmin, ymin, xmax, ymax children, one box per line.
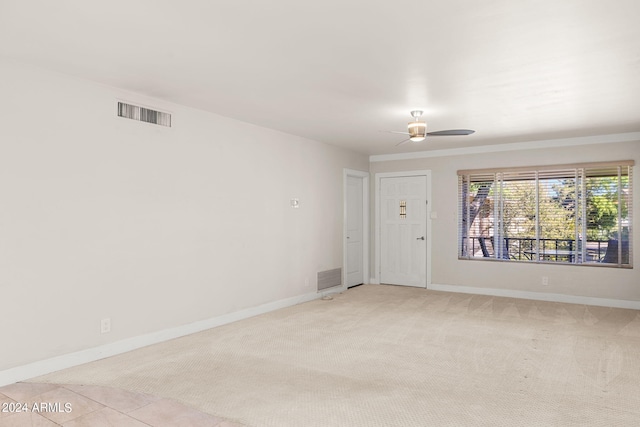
<box><xmin>458</xmin><ymin>161</ymin><xmax>633</xmax><ymax>267</ymax></box>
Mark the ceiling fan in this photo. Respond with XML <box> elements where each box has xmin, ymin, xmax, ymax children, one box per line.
<box><xmin>386</xmin><ymin>110</ymin><xmax>475</xmax><ymax>146</ymax></box>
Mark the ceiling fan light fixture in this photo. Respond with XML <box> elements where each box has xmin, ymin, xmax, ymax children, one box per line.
<box><xmin>390</xmin><ymin>110</ymin><xmax>474</xmax><ymax>147</ymax></box>
<box><xmin>408</xmin><ymin>120</ymin><xmax>427</xmax><ymax>142</ymax></box>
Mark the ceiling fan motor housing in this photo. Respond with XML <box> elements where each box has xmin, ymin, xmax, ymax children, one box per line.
<box><xmin>408</xmin><ymin>121</ymin><xmax>427</xmax><ymax>141</ymax></box>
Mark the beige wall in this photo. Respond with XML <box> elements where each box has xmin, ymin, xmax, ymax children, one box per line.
<box><xmin>370</xmin><ymin>140</ymin><xmax>640</xmax><ymax>301</ymax></box>
<box><xmin>0</xmin><ymin>60</ymin><xmax>368</xmax><ymax>371</ymax></box>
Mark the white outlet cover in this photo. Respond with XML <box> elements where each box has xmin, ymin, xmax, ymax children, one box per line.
<box><xmin>101</xmin><ymin>318</ymin><xmax>111</xmax><ymax>334</ymax></box>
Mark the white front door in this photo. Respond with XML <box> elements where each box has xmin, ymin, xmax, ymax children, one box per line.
<box><xmin>380</xmin><ymin>176</ymin><xmax>427</xmax><ymax>287</ymax></box>
<box><xmin>346</xmin><ymin>175</ymin><xmax>364</xmax><ymax>287</ymax></box>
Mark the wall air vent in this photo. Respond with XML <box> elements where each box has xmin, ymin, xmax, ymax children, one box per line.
<box><xmin>317</xmin><ymin>268</ymin><xmax>342</xmax><ymax>291</ymax></box>
<box><xmin>117</xmin><ymin>102</ymin><xmax>171</xmax><ymax>127</ymax></box>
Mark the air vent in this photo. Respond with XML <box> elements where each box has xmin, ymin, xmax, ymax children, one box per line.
<box><xmin>117</xmin><ymin>102</ymin><xmax>171</xmax><ymax>127</ymax></box>
<box><xmin>317</xmin><ymin>268</ymin><xmax>342</xmax><ymax>291</ymax></box>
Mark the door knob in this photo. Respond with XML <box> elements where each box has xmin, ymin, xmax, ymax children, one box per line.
<box><xmin>417</xmin><ymin>236</ymin><xmax>425</xmax><ymax>240</ymax></box>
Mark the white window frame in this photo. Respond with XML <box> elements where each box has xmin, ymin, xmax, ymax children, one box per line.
<box><xmin>458</xmin><ymin>161</ymin><xmax>634</xmax><ymax>268</ymax></box>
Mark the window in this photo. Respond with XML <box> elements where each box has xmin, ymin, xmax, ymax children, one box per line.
<box><xmin>458</xmin><ymin>161</ymin><xmax>633</xmax><ymax>267</ymax></box>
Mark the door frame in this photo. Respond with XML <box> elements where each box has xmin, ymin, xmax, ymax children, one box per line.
<box><xmin>374</xmin><ymin>170</ymin><xmax>432</xmax><ymax>288</ymax></box>
<box><xmin>343</xmin><ymin>169</ymin><xmax>370</xmax><ymax>290</ymax></box>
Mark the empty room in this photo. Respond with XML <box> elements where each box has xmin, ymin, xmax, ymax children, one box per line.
<box><xmin>1</xmin><ymin>1</ymin><xmax>639</xmax><ymax>426</ymax></box>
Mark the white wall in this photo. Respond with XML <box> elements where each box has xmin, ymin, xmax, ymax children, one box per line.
<box><xmin>0</xmin><ymin>60</ymin><xmax>368</xmax><ymax>372</ymax></box>
<box><xmin>370</xmin><ymin>140</ymin><xmax>640</xmax><ymax>302</ymax></box>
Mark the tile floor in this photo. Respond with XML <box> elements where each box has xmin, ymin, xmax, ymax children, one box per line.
<box><xmin>0</xmin><ymin>382</ymin><xmax>244</xmax><ymax>426</ymax></box>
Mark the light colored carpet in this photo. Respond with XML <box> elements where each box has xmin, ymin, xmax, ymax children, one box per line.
<box><xmin>32</xmin><ymin>284</ymin><xmax>640</xmax><ymax>426</ymax></box>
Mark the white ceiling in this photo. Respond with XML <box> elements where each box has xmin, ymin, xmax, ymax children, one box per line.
<box><xmin>1</xmin><ymin>0</ymin><xmax>639</xmax><ymax>155</ymax></box>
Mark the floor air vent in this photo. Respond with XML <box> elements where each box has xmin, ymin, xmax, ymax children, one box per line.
<box><xmin>317</xmin><ymin>268</ymin><xmax>341</xmax><ymax>291</ymax></box>
<box><xmin>117</xmin><ymin>102</ymin><xmax>171</xmax><ymax>127</ymax></box>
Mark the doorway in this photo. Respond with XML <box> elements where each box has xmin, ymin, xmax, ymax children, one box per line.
<box><xmin>376</xmin><ymin>171</ymin><xmax>431</xmax><ymax>288</ymax></box>
<box><xmin>344</xmin><ymin>169</ymin><xmax>369</xmax><ymax>289</ymax></box>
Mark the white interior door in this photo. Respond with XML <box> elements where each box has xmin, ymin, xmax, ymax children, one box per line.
<box><xmin>380</xmin><ymin>176</ymin><xmax>427</xmax><ymax>287</ymax></box>
<box><xmin>346</xmin><ymin>175</ymin><xmax>364</xmax><ymax>287</ymax></box>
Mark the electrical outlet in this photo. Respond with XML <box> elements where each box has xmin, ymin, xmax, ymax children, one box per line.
<box><xmin>101</xmin><ymin>318</ymin><xmax>111</xmax><ymax>334</ymax></box>
<box><xmin>541</xmin><ymin>276</ymin><xmax>549</xmax><ymax>286</ymax></box>
<box><xmin>305</xmin><ymin>277</ymin><xmax>310</xmax><ymax>288</ymax></box>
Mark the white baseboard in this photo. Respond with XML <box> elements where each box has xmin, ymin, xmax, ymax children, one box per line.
<box><xmin>369</xmin><ymin>277</ymin><xmax>380</xmax><ymax>285</ymax></box>
<box><xmin>429</xmin><ymin>283</ymin><xmax>640</xmax><ymax>310</ymax></box>
<box><xmin>0</xmin><ymin>291</ymin><xmax>320</xmax><ymax>387</ymax></box>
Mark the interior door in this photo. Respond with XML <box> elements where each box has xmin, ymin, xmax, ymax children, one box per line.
<box><xmin>346</xmin><ymin>175</ymin><xmax>364</xmax><ymax>287</ymax></box>
<box><xmin>380</xmin><ymin>176</ymin><xmax>427</xmax><ymax>287</ymax></box>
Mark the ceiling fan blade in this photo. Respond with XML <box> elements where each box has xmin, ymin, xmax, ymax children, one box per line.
<box><xmin>395</xmin><ymin>138</ymin><xmax>411</xmax><ymax>146</ymax></box>
<box><xmin>382</xmin><ymin>130</ymin><xmax>410</xmax><ymax>135</ymax></box>
<box><xmin>426</xmin><ymin>129</ymin><xmax>475</xmax><ymax>136</ymax></box>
